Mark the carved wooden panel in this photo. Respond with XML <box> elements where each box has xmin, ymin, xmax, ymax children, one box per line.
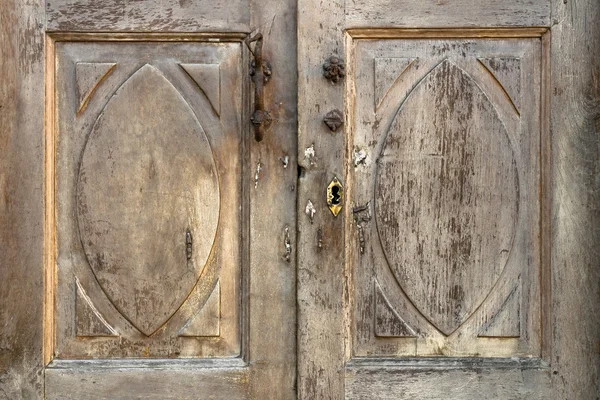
<box><xmin>51</xmin><ymin>39</ymin><xmax>245</xmax><ymax>358</ymax></box>
<box><xmin>349</xmin><ymin>38</ymin><xmax>542</xmax><ymax>357</ymax></box>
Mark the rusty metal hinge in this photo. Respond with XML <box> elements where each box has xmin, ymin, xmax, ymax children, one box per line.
<box><xmin>246</xmin><ymin>33</ymin><xmax>272</xmax><ymax>142</ymax></box>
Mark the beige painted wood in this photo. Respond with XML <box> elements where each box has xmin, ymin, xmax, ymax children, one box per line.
<box><xmin>1</xmin><ymin>0</ymin><xmax>599</xmax><ymax>397</ymax></box>
<box><xmin>549</xmin><ymin>0</ymin><xmax>600</xmax><ymax>398</ymax></box>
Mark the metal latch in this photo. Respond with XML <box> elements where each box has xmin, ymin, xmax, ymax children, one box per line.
<box><xmin>246</xmin><ymin>33</ymin><xmax>272</xmax><ymax>142</ymax></box>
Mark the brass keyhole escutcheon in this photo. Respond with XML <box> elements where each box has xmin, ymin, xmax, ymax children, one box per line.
<box><xmin>327</xmin><ymin>177</ymin><xmax>344</xmax><ymax>217</ymax></box>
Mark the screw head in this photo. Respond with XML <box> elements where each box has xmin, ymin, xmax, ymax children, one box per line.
<box><xmin>323</xmin><ymin>109</ymin><xmax>344</xmax><ymax>132</ymax></box>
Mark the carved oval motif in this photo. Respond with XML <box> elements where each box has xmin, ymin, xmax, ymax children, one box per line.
<box><xmin>77</xmin><ymin>64</ymin><xmax>219</xmax><ymax>336</ymax></box>
<box><xmin>375</xmin><ymin>60</ymin><xmax>519</xmax><ymax>335</ymax></box>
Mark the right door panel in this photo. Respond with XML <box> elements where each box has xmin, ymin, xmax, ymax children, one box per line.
<box><xmin>349</xmin><ymin>38</ymin><xmax>542</xmax><ymax>358</ymax></box>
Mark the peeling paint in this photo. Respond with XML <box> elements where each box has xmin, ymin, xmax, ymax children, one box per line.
<box><xmin>304</xmin><ymin>144</ymin><xmax>316</xmax><ymax>166</ymax></box>
<box><xmin>353</xmin><ymin>147</ymin><xmax>370</xmax><ymax>168</ymax></box>
<box><xmin>279</xmin><ymin>155</ymin><xmax>289</xmax><ymax>168</ymax></box>
<box><xmin>254</xmin><ymin>160</ymin><xmax>262</xmax><ymax>189</ymax></box>
<box><xmin>305</xmin><ymin>200</ymin><xmax>316</xmax><ymax>223</ymax></box>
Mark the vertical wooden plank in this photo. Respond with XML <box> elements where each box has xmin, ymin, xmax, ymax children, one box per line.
<box><xmin>297</xmin><ymin>0</ymin><xmax>346</xmax><ymax>398</ymax></box>
<box><xmin>0</xmin><ymin>0</ymin><xmax>45</xmax><ymax>397</ymax></box>
<box><xmin>248</xmin><ymin>1</ymin><xmax>298</xmax><ymax>398</ymax></box>
<box><xmin>550</xmin><ymin>0</ymin><xmax>600</xmax><ymax>397</ymax></box>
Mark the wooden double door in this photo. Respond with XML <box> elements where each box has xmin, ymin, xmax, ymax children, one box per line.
<box><xmin>1</xmin><ymin>0</ymin><xmax>598</xmax><ymax>398</ymax></box>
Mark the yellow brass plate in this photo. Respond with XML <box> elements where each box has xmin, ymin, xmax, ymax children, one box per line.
<box><xmin>327</xmin><ymin>176</ymin><xmax>344</xmax><ymax>217</ymax></box>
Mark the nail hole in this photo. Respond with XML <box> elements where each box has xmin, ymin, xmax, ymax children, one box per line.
<box><xmin>298</xmin><ymin>165</ymin><xmax>306</xmax><ymax>179</ymax></box>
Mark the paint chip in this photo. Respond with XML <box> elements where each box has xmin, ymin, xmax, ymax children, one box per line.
<box><xmin>304</xmin><ymin>144</ymin><xmax>316</xmax><ymax>166</ymax></box>
<box><xmin>353</xmin><ymin>147</ymin><xmax>369</xmax><ymax>168</ymax></box>
<box><xmin>305</xmin><ymin>200</ymin><xmax>316</xmax><ymax>223</ymax></box>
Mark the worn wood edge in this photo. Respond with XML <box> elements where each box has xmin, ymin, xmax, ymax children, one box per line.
<box><xmin>44</xmin><ymin>35</ymin><xmax>252</xmax><ymax>364</ymax></box>
<box><xmin>346</xmin><ymin>357</ymin><xmax>550</xmax><ymax>370</ymax></box>
<box><xmin>296</xmin><ymin>0</ymin><xmax>346</xmax><ymax>395</ymax></box>
<box><xmin>43</xmin><ymin>34</ymin><xmax>56</xmax><ymax>367</ymax></box>
<box><xmin>240</xmin><ymin>38</ymin><xmax>251</xmax><ymax>365</ymax></box>
<box><xmin>539</xmin><ymin>31</ymin><xmax>552</xmax><ymax>364</ymax></box>
<box><xmin>343</xmin><ymin>31</ymin><xmax>356</xmax><ymax>362</ymax></box>
<box><xmin>46</xmin><ymin>32</ymin><xmax>248</xmax><ymax>42</ymax></box>
<box><xmin>45</xmin><ymin>364</ymin><xmax>249</xmax><ymax>400</ymax></box>
<box><xmin>346</xmin><ymin>28</ymin><xmax>548</xmax><ymax>39</ymax></box>
<box><xmin>47</xmin><ymin>358</ymin><xmax>247</xmax><ymax>370</ymax></box>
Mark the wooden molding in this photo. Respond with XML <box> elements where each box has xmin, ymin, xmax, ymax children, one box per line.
<box><xmin>347</xmin><ymin>27</ymin><xmax>548</xmax><ymax>39</ymax></box>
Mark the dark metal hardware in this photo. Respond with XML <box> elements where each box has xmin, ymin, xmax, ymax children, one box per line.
<box><xmin>247</xmin><ymin>33</ymin><xmax>272</xmax><ymax>142</ymax></box>
<box><xmin>186</xmin><ymin>230</ymin><xmax>193</xmax><ymax>260</ymax></box>
<box><xmin>250</xmin><ymin>60</ymin><xmax>272</xmax><ymax>83</ymax></box>
<box><xmin>352</xmin><ymin>204</ymin><xmax>368</xmax><ymax>214</ymax></box>
<box><xmin>323</xmin><ymin>55</ymin><xmax>345</xmax><ymax>84</ymax></box>
<box><xmin>324</xmin><ymin>109</ymin><xmax>343</xmax><ymax>132</ymax></box>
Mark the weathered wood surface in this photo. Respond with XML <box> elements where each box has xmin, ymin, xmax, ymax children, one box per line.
<box><xmin>247</xmin><ymin>0</ymin><xmax>298</xmax><ymax>397</ymax></box>
<box><xmin>0</xmin><ymin>0</ymin><xmax>45</xmax><ymax>398</ymax></box>
<box><xmin>297</xmin><ymin>0</ymin><xmax>346</xmax><ymax>397</ymax></box>
<box><xmin>76</xmin><ymin>63</ymin><xmax>220</xmax><ymax>336</ymax></box>
<box><xmin>346</xmin><ymin>360</ymin><xmax>551</xmax><ymax>399</ymax></box>
<box><xmin>345</xmin><ymin>0</ymin><xmax>550</xmax><ymax>30</ymax></box>
<box><xmin>375</xmin><ymin>58</ymin><xmax>519</xmax><ymax>335</ymax></box>
<box><xmin>550</xmin><ymin>0</ymin><xmax>600</xmax><ymax>398</ymax></box>
<box><xmin>45</xmin><ymin>361</ymin><xmax>249</xmax><ymax>400</ymax></box>
<box><xmin>46</xmin><ymin>0</ymin><xmax>250</xmax><ymax>33</ymax></box>
<box><xmin>52</xmin><ymin>40</ymin><xmax>243</xmax><ymax>359</ymax></box>
<box><xmin>349</xmin><ymin>37</ymin><xmax>542</xmax><ymax>358</ymax></box>
<box><xmin>0</xmin><ymin>0</ymin><xmax>296</xmax><ymax>397</ymax></box>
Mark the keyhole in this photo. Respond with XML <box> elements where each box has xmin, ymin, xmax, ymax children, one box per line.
<box><xmin>331</xmin><ymin>185</ymin><xmax>341</xmax><ymax>205</ymax></box>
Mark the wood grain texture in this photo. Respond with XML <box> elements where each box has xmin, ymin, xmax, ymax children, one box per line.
<box><xmin>76</xmin><ymin>63</ymin><xmax>220</xmax><ymax>336</ymax></box>
<box><xmin>478</xmin><ymin>283</ymin><xmax>521</xmax><ymax>338</ymax></box>
<box><xmin>550</xmin><ymin>0</ymin><xmax>600</xmax><ymax>397</ymax></box>
<box><xmin>246</xmin><ymin>0</ymin><xmax>298</xmax><ymax>398</ymax></box>
<box><xmin>374</xmin><ymin>282</ymin><xmax>416</xmax><ymax>338</ymax></box>
<box><xmin>349</xmin><ymin>37</ymin><xmax>542</xmax><ymax>358</ymax></box>
<box><xmin>345</xmin><ymin>0</ymin><xmax>550</xmax><ymax>29</ymax></box>
<box><xmin>178</xmin><ymin>280</ymin><xmax>220</xmax><ymax>337</ymax></box>
<box><xmin>46</xmin><ymin>0</ymin><xmax>250</xmax><ymax>33</ymax></box>
<box><xmin>346</xmin><ymin>360</ymin><xmax>551</xmax><ymax>399</ymax></box>
<box><xmin>45</xmin><ymin>361</ymin><xmax>249</xmax><ymax>400</ymax></box>
<box><xmin>375</xmin><ymin>58</ymin><xmax>519</xmax><ymax>336</ymax></box>
<box><xmin>74</xmin><ymin>62</ymin><xmax>116</xmax><ymax>114</ymax></box>
<box><xmin>52</xmin><ymin>40</ymin><xmax>243</xmax><ymax>359</ymax></box>
<box><xmin>75</xmin><ymin>281</ymin><xmax>118</xmax><ymax>337</ymax></box>
<box><xmin>0</xmin><ymin>0</ymin><xmax>45</xmax><ymax>398</ymax></box>
<box><xmin>297</xmin><ymin>0</ymin><xmax>347</xmax><ymax>397</ymax></box>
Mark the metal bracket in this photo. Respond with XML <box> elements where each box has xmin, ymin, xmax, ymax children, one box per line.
<box><xmin>246</xmin><ymin>33</ymin><xmax>272</xmax><ymax>142</ymax></box>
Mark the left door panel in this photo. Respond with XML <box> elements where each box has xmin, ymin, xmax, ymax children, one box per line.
<box><xmin>45</xmin><ymin>36</ymin><xmax>249</xmax><ymax>398</ymax></box>
<box><xmin>51</xmin><ymin>39</ymin><xmax>243</xmax><ymax>359</ymax></box>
